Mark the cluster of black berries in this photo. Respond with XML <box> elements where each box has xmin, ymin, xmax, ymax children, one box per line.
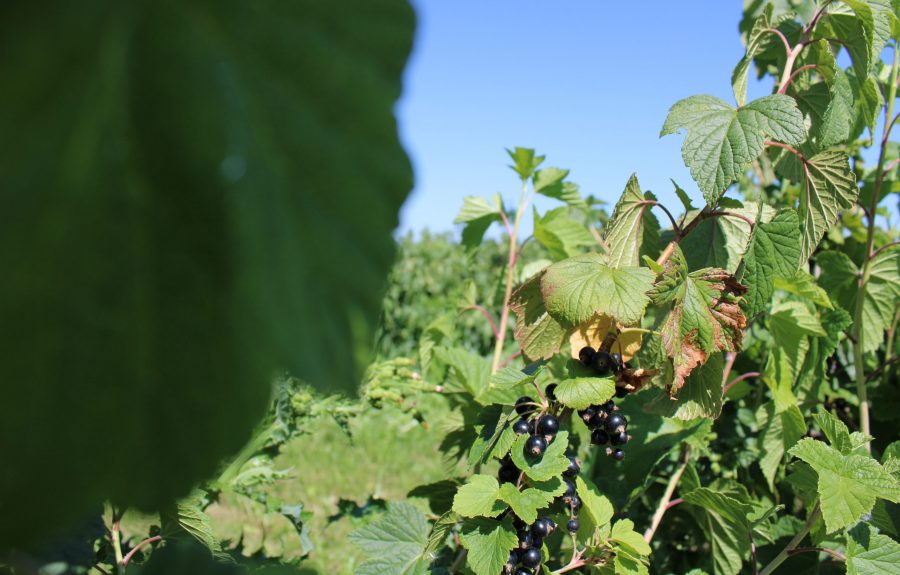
<box><xmin>498</xmin><ymin>384</ymin><xmax>593</xmax><ymax>574</ymax></box>
<box><xmin>578</xmin><ymin>346</ymin><xmax>630</xmax><ymax>460</ymax></box>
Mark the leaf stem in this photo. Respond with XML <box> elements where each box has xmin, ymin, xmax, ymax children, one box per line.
<box><xmin>764</xmin><ymin>140</ymin><xmax>806</xmax><ymax>162</ymax></box>
<box><xmin>462</xmin><ymin>304</ymin><xmax>500</xmax><ymax>338</ymax></box>
<box><xmin>786</xmin><ymin>547</ymin><xmax>846</xmax><ymax>562</ymax></box>
<box><xmin>764</xmin><ymin>28</ymin><xmax>792</xmax><ymax>58</ymax></box>
<box><xmin>724</xmin><ymin>372</ymin><xmax>761</xmax><ymax>396</ymax></box>
<box><xmin>780</xmin><ymin>64</ymin><xmax>817</xmax><ymax>94</ymax></box>
<box><xmin>641</xmin><ymin>200</ymin><xmax>682</xmax><ymax>234</ymax></box>
<box><xmin>869</xmin><ymin>240</ymin><xmax>900</xmax><ymax>261</ymax></box>
<box><xmin>758</xmin><ymin>502</ymin><xmax>821</xmax><ymax>575</ymax></box>
<box><xmin>492</xmin><ymin>181</ymin><xmax>530</xmax><ymax>374</ymax></box>
<box><xmin>643</xmin><ymin>445</ymin><xmax>691</xmax><ymax>543</ymax></box>
<box><xmin>121</xmin><ymin>535</ymin><xmax>161</xmax><ymax>567</ymax></box>
<box><xmin>852</xmin><ymin>41</ymin><xmax>899</xmax><ymax>450</ymax></box>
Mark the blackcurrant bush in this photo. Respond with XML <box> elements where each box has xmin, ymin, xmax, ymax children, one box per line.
<box><xmin>525</xmin><ymin>435</ymin><xmax>547</xmax><ymax>456</ymax></box>
<box><xmin>569</xmin><ymin>495</ymin><xmax>583</xmax><ymax>513</ymax></box>
<box><xmin>567</xmin><ymin>518</ymin><xmax>580</xmax><ymax>533</ymax></box>
<box><xmin>545</xmin><ymin>383</ymin><xmax>557</xmax><ymax>400</ymax></box>
<box><xmin>563</xmin><ymin>479</ymin><xmax>576</xmax><ymax>498</ymax></box>
<box><xmin>513</xmin><ymin>418</ymin><xmax>530</xmax><ymax>435</ymax></box>
<box><xmin>605</xmin><ymin>413</ymin><xmax>627</xmax><ymax>434</ymax></box>
<box><xmin>531</xmin><ymin>517</ymin><xmax>554</xmax><ymax>538</ymax></box>
<box><xmin>537</xmin><ymin>415</ymin><xmax>559</xmax><ymax>436</ymax></box>
<box><xmin>562</xmin><ymin>455</ymin><xmax>580</xmax><ymax>477</ymax></box>
<box><xmin>592</xmin><ymin>350</ymin><xmax>613</xmax><ymax>374</ymax></box>
<box><xmin>612</xmin><ymin>448</ymin><xmax>625</xmax><ymax>461</ymax></box>
<box><xmin>578</xmin><ymin>346</ymin><xmax>596</xmax><ymax>366</ymax></box>
<box><xmin>610</xmin><ymin>352</ymin><xmax>623</xmax><ymax>371</ymax></box>
<box><xmin>515</xmin><ymin>396</ymin><xmax>535</xmax><ymax>415</ymax></box>
<box><xmin>611</xmin><ymin>430</ymin><xmax>629</xmax><ymax>446</ymax></box>
<box><xmin>520</xmin><ymin>547</ymin><xmax>542</xmax><ymax>568</ymax></box>
<box><xmin>591</xmin><ymin>428</ymin><xmax>609</xmax><ymax>445</ymax></box>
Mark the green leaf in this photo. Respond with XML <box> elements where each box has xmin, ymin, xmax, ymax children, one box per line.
<box><xmin>798</xmin><ymin>150</ymin><xmax>859</xmax><ymax>263</ymax></box>
<box><xmin>613</xmin><ymin>548</ymin><xmax>649</xmax><ymax>575</ymax></box>
<box><xmin>610</xmin><ymin>519</ymin><xmax>652</xmax><ymax>557</ymax></box>
<box><xmin>773</xmin><ymin>271</ymin><xmax>833</xmax><ymax>308</ymax></box>
<box><xmin>682</xmin><ymin>487</ymin><xmax>753</xmax><ymax>575</ymax></box>
<box><xmin>848</xmin><ymin>68</ymin><xmax>883</xmax><ymax>139</ymax></box>
<box><xmin>818</xmin><ymin>247</ymin><xmax>900</xmax><ymax>353</ymax></box>
<box><xmin>846</xmin><ymin>522</ymin><xmax>900</xmax><ymax>575</ymax></box>
<box><xmin>498</xmin><ymin>478</ymin><xmax>565</xmax><ymax>524</ymax></box>
<box><xmin>575</xmin><ymin>476</ymin><xmax>615</xmax><ymax>533</ymax></box>
<box><xmin>534</xmin><ymin>206</ymin><xmax>595</xmax><ymax>260</ymax></box>
<box><xmin>541</xmin><ymin>253</ymin><xmax>655</xmax><ymax>326</ymax></box>
<box><xmin>533</xmin><ymin>167</ymin><xmax>585</xmax><ymax>206</ymax></box>
<box><xmin>510</xmin><ymin>271</ymin><xmax>571</xmax><ymax>361</ymax></box>
<box><xmin>510</xmin><ymin>431</ymin><xmax>572</xmax><ymax>481</ymax></box>
<box><xmin>452</xmin><ymin>475</ymin><xmax>506</xmax><ymax>518</ymax></box>
<box><xmin>161</xmin><ymin>490</ymin><xmax>230</xmax><ymax>562</ymax></box>
<box><xmin>672</xmin><ymin>180</ymin><xmax>696</xmax><ymax>212</ymax></box>
<box><xmin>507</xmin><ymin>147</ymin><xmax>545</xmax><ymax>180</ymax></box>
<box><xmin>813</xmin><ymin>411</ymin><xmax>872</xmax><ymax>454</ymax></box>
<box><xmin>454</xmin><ymin>194</ymin><xmax>504</xmax><ymax>251</ymax></box>
<box><xmin>757</xmin><ymin>403</ymin><xmax>806</xmax><ymax>489</ymax></box>
<box><xmin>554</xmin><ymin>377</ymin><xmax>616</xmax><ymax>410</ymax></box>
<box><xmin>349</xmin><ymin>502</ymin><xmax>430</xmax><ymax>575</ymax></box>
<box><xmin>845</xmin><ymin>0</ymin><xmax>896</xmax><ymax>63</ymax></box>
<box><xmin>605</xmin><ymin>174</ymin><xmax>661</xmax><ymax>268</ymax></box>
<box><xmin>423</xmin><ymin>511</ymin><xmax>459</xmax><ymax>560</ymax></box>
<box><xmin>649</xmin><ymin>247</ymin><xmax>747</xmax><ymax>392</ymax></box>
<box><xmin>680</xmin><ymin>203</ymin><xmax>777</xmax><ymax>274</ymax></box>
<box><xmin>817</xmin><ymin>10</ymin><xmax>873</xmax><ymax>79</ymax></box>
<box><xmin>741</xmin><ymin>209</ymin><xmax>802</xmax><ymax>317</ymax></box>
<box><xmin>660</xmin><ymin>94</ymin><xmax>806</xmax><ymax>204</ymax></box>
<box><xmin>645</xmin><ymin>352</ymin><xmax>725</xmax><ymax>420</ymax></box>
<box><xmin>790</xmin><ymin>438</ymin><xmax>900</xmax><ymax>532</ymax></box>
<box><xmin>817</xmin><ymin>67</ymin><xmax>855</xmax><ymax>148</ymax></box>
<box><xmin>0</xmin><ymin>0</ymin><xmax>415</xmax><ymax>544</ymax></box>
<box><xmin>459</xmin><ymin>517</ymin><xmax>518</xmax><ymax>575</ymax></box>
<box><xmin>732</xmin><ymin>3</ymin><xmax>773</xmax><ymax>106</ymax></box>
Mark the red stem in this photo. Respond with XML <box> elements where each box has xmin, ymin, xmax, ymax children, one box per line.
<box><xmin>780</xmin><ymin>64</ymin><xmax>817</xmax><ymax>94</ymax></box>
<box><xmin>462</xmin><ymin>304</ymin><xmax>500</xmax><ymax>338</ymax></box>
<box><xmin>764</xmin><ymin>28</ymin><xmax>792</xmax><ymax>57</ymax></box>
<box><xmin>665</xmin><ymin>497</ymin><xmax>683</xmax><ymax>510</ymax></box>
<box><xmin>765</xmin><ymin>140</ymin><xmax>806</xmax><ymax>162</ymax></box>
<box><xmin>121</xmin><ymin>535</ymin><xmax>162</xmax><ymax>567</ymax></box>
<box><xmin>724</xmin><ymin>372</ymin><xmax>761</xmax><ymax>395</ymax></box>
<box><xmin>786</xmin><ymin>547</ymin><xmax>846</xmax><ymax>562</ymax></box>
<box><xmin>869</xmin><ymin>240</ymin><xmax>900</xmax><ymax>261</ymax></box>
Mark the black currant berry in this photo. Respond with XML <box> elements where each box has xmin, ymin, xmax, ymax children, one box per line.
<box><xmin>612</xmin><ymin>448</ymin><xmax>625</xmax><ymax>461</ymax></box>
<box><xmin>591</xmin><ymin>428</ymin><xmax>609</xmax><ymax>445</ymax></box>
<box><xmin>579</xmin><ymin>406</ymin><xmax>597</xmax><ymax>425</ymax></box>
<box><xmin>520</xmin><ymin>547</ymin><xmax>541</xmax><ymax>568</ymax></box>
<box><xmin>615</xmin><ymin>385</ymin><xmax>629</xmax><ymax>398</ymax></box>
<box><xmin>562</xmin><ymin>455</ymin><xmax>580</xmax><ymax>477</ymax></box>
<box><xmin>513</xmin><ymin>516</ymin><xmax>527</xmax><ymax>530</ymax></box>
<box><xmin>507</xmin><ymin>550</ymin><xmax>520</xmax><ymax>567</ymax></box>
<box><xmin>603</xmin><ymin>400</ymin><xmax>616</xmax><ymax>412</ymax></box>
<box><xmin>517</xmin><ymin>530</ymin><xmax>533</xmax><ymax>548</ymax></box>
<box><xmin>611</xmin><ymin>431</ymin><xmax>629</xmax><ymax>446</ymax></box>
<box><xmin>578</xmin><ymin>346</ymin><xmax>596</xmax><ymax>366</ymax></box>
<box><xmin>569</xmin><ymin>495</ymin><xmax>583</xmax><ymax>513</ymax></box>
<box><xmin>525</xmin><ymin>435</ymin><xmax>547</xmax><ymax>456</ymax></box>
<box><xmin>567</xmin><ymin>518</ymin><xmax>580</xmax><ymax>533</ymax></box>
<box><xmin>515</xmin><ymin>396</ymin><xmax>535</xmax><ymax>415</ymax></box>
<box><xmin>531</xmin><ymin>517</ymin><xmax>554</xmax><ymax>538</ymax></box>
<box><xmin>537</xmin><ymin>415</ymin><xmax>559</xmax><ymax>436</ymax></box>
<box><xmin>531</xmin><ymin>536</ymin><xmax>543</xmax><ymax>549</ymax></box>
<box><xmin>513</xmin><ymin>418</ymin><xmax>530</xmax><ymax>435</ymax></box>
<box><xmin>610</xmin><ymin>352</ymin><xmax>623</xmax><ymax>371</ymax></box>
<box><xmin>563</xmin><ymin>479</ymin><xmax>576</xmax><ymax>498</ymax></box>
<box><xmin>592</xmin><ymin>350</ymin><xmax>613</xmax><ymax>374</ymax></box>
<box><xmin>514</xmin><ymin>569</ymin><xmax>532</xmax><ymax>575</ymax></box>
<box><xmin>545</xmin><ymin>383</ymin><xmax>557</xmax><ymax>400</ymax></box>
<box><xmin>587</xmin><ymin>410</ymin><xmax>605</xmax><ymax>429</ymax></box>
<box><xmin>605</xmin><ymin>413</ymin><xmax>627</xmax><ymax>434</ymax></box>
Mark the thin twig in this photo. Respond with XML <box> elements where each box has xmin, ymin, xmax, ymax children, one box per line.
<box><xmin>765</xmin><ymin>140</ymin><xmax>806</xmax><ymax>161</ymax></box>
<box><xmin>644</xmin><ymin>446</ymin><xmax>691</xmax><ymax>543</ymax></box>
<box><xmin>665</xmin><ymin>498</ymin><xmax>683</xmax><ymax>510</ymax></box>
<box><xmin>764</xmin><ymin>28</ymin><xmax>792</xmax><ymax>57</ymax></box>
<box><xmin>722</xmin><ymin>352</ymin><xmax>738</xmax><ymax>385</ymax></box>
<box><xmin>787</xmin><ymin>547</ymin><xmax>846</xmax><ymax>562</ymax></box>
<box><xmin>641</xmin><ymin>200</ymin><xmax>682</xmax><ymax>234</ymax></box>
<box><xmin>780</xmin><ymin>64</ymin><xmax>817</xmax><ymax>93</ymax></box>
<box><xmin>462</xmin><ymin>305</ymin><xmax>500</xmax><ymax>338</ymax></box>
<box><xmin>724</xmin><ymin>372</ymin><xmax>761</xmax><ymax>396</ymax></box>
<box><xmin>866</xmin><ymin>356</ymin><xmax>900</xmax><ymax>383</ymax></box>
<box><xmin>498</xmin><ymin>350</ymin><xmax>523</xmax><ymax>370</ymax></box>
<box><xmin>869</xmin><ymin>240</ymin><xmax>900</xmax><ymax>261</ymax></box>
<box><xmin>121</xmin><ymin>536</ymin><xmax>162</xmax><ymax>567</ymax></box>
<box><xmin>759</xmin><ymin>503</ymin><xmax>821</xmax><ymax>575</ymax></box>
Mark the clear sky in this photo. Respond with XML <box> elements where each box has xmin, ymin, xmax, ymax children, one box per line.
<box><xmin>394</xmin><ymin>1</ymin><xmax>780</xmax><ymax>236</ymax></box>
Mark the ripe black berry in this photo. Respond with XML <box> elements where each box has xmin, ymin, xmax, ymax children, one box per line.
<box><xmin>514</xmin><ymin>569</ymin><xmax>532</xmax><ymax>575</ymax></box>
<box><xmin>578</xmin><ymin>346</ymin><xmax>596</xmax><ymax>366</ymax></box>
<box><xmin>517</xmin><ymin>530</ymin><xmax>533</xmax><ymax>548</ymax></box>
<box><xmin>507</xmin><ymin>550</ymin><xmax>520</xmax><ymax>566</ymax></box>
<box><xmin>562</xmin><ymin>455</ymin><xmax>580</xmax><ymax>477</ymax></box>
<box><xmin>592</xmin><ymin>350</ymin><xmax>613</xmax><ymax>374</ymax></box>
<box><xmin>579</xmin><ymin>406</ymin><xmax>597</xmax><ymax>425</ymax></box>
<box><xmin>591</xmin><ymin>428</ymin><xmax>609</xmax><ymax>445</ymax></box>
<box><xmin>587</xmin><ymin>410</ymin><xmax>605</xmax><ymax>429</ymax></box>
<box><xmin>616</xmin><ymin>385</ymin><xmax>629</xmax><ymax>398</ymax></box>
<box><xmin>545</xmin><ymin>383</ymin><xmax>557</xmax><ymax>400</ymax></box>
<box><xmin>531</xmin><ymin>517</ymin><xmax>554</xmax><ymax>538</ymax></box>
<box><xmin>612</xmin><ymin>448</ymin><xmax>625</xmax><ymax>461</ymax></box>
<box><xmin>525</xmin><ymin>435</ymin><xmax>547</xmax><ymax>456</ymax></box>
<box><xmin>563</xmin><ymin>479</ymin><xmax>576</xmax><ymax>498</ymax></box>
<box><xmin>520</xmin><ymin>547</ymin><xmax>541</xmax><ymax>568</ymax></box>
<box><xmin>515</xmin><ymin>396</ymin><xmax>535</xmax><ymax>415</ymax></box>
<box><xmin>603</xmin><ymin>400</ymin><xmax>616</xmax><ymax>412</ymax></box>
<box><xmin>567</xmin><ymin>518</ymin><xmax>580</xmax><ymax>533</ymax></box>
<box><xmin>569</xmin><ymin>495</ymin><xmax>582</xmax><ymax>513</ymax></box>
<box><xmin>513</xmin><ymin>418</ymin><xmax>530</xmax><ymax>435</ymax></box>
<box><xmin>537</xmin><ymin>415</ymin><xmax>559</xmax><ymax>436</ymax></box>
<box><xmin>610</xmin><ymin>352</ymin><xmax>623</xmax><ymax>371</ymax></box>
<box><xmin>605</xmin><ymin>413</ymin><xmax>627</xmax><ymax>434</ymax></box>
<box><xmin>611</xmin><ymin>430</ymin><xmax>629</xmax><ymax>446</ymax></box>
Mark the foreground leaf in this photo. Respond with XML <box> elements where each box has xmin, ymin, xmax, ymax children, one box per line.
<box><xmin>510</xmin><ymin>431</ymin><xmax>571</xmax><ymax>481</ymax></box>
<box><xmin>846</xmin><ymin>522</ymin><xmax>900</xmax><ymax>575</ymax></box>
<box><xmin>452</xmin><ymin>475</ymin><xmax>506</xmax><ymax>518</ymax></box>
<box><xmin>349</xmin><ymin>502</ymin><xmax>430</xmax><ymax>575</ymax></box>
<box><xmin>741</xmin><ymin>209</ymin><xmax>801</xmax><ymax>317</ymax></box>
<box><xmin>459</xmin><ymin>517</ymin><xmax>518</xmax><ymax>575</ymax></box>
<box><xmin>798</xmin><ymin>150</ymin><xmax>858</xmax><ymax>263</ymax></box>
<box><xmin>554</xmin><ymin>377</ymin><xmax>616</xmax><ymax>410</ymax></box>
<box><xmin>510</xmin><ymin>272</ymin><xmax>571</xmax><ymax>361</ymax></box>
<box><xmin>605</xmin><ymin>174</ymin><xmax>661</xmax><ymax>268</ymax></box>
<box><xmin>0</xmin><ymin>0</ymin><xmax>415</xmax><ymax>544</ymax></box>
<box><xmin>682</xmin><ymin>487</ymin><xmax>753</xmax><ymax>575</ymax></box>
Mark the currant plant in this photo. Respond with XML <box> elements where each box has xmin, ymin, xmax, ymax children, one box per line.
<box><xmin>352</xmin><ymin>2</ymin><xmax>899</xmax><ymax>574</ymax></box>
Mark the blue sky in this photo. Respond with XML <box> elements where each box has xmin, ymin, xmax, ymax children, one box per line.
<box><xmin>394</xmin><ymin>1</ymin><xmax>778</xmax><ymax>236</ymax></box>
